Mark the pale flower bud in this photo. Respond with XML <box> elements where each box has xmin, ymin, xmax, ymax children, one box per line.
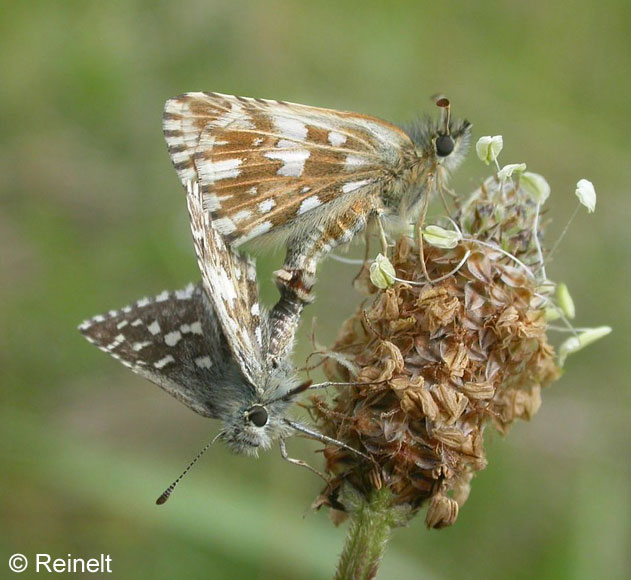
<box><xmin>497</xmin><ymin>163</ymin><xmax>527</xmax><ymax>181</ymax></box>
<box><xmin>558</xmin><ymin>326</ymin><xmax>612</xmax><ymax>366</ymax></box>
<box><xmin>520</xmin><ymin>172</ymin><xmax>550</xmax><ymax>204</ymax></box>
<box><xmin>475</xmin><ymin>135</ymin><xmax>503</xmax><ymax>165</ymax></box>
<box><xmin>575</xmin><ymin>179</ymin><xmax>596</xmax><ymax>213</ymax></box>
<box><xmin>556</xmin><ymin>283</ymin><xmax>575</xmax><ymax>319</ymax></box>
<box><xmin>369</xmin><ymin>253</ymin><xmax>396</xmax><ymax>289</ymax></box>
<box><xmin>422</xmin><ymin>225</ymin><xmax>462</xmax><ymax>249</ymax></box>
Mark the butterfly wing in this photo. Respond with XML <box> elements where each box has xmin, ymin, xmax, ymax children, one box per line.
<box><xmin>78</xmin><ymin>284</ymin><xmax>247</xmax><ymax>419</ymax></box>
<box><xmin>163</xmin><ymin>92</ymin><xmax>417</xmax><ymax>245</ymax></box>
<box><xmin>185</xmin><ymin>179</ymin><xmax>265</xmax><ymax>386</ymax></box>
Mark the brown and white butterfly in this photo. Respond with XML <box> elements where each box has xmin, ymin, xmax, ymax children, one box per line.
<box><xmin>163</xmin><ymin>92</ymin><xmax>471</xmax><ymax>304</ymax></box>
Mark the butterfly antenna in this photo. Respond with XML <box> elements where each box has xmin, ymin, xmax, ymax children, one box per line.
<box><xmin>436</xmin><ymin>97</ymin><xmax>451</xmax><ymax>135</ymax></box>
<box><xmin>155</xmin><ymin>431</ymin><xmax>223</xmax><ymax>505</ymax></box>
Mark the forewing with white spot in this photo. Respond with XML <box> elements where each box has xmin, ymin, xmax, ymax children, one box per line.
<box><xmin>185</xmin><ymin>180</ymin><xmax>264</xmax><ymax>385</ymax></box>
<box><xmin>163</xmin><ymin>92</ymin><xmax>416</xmax><ymax>245</ymax></box>
<box><xmin>78</xmin><ymin>284</ymin><xmax>251</xmax><ymax>418</ymax></box>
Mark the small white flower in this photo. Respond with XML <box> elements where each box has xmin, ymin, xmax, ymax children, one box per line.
<box><xmin>476</xmin><ymin>135</ymin><xmax>503</xmax><ymax>165</ymax></box>
<box><xmin>422</xmin><ymin>225</ymin><xmax>463</xmax><ymax>249</ymax></box>
<box><xmin>497</xmin><ymin>163</ymin><xmax>527</xmax><ymax>181</ymax></box>
<box><xmin>520</xmin><ymin>172</ymin><xmax>551</xmax><ymax>204</ymax></box>
<box><xmin>575</xmin><ymin>179</ymin><xmax>596</xmax><ymax>213</ymax></box>
<box><xmin>558</xmin><ymin>326</ymin><xmax>612</xmax><ymax>366</ymax></box>
<box><xmin>556</xmin><ymin>283</ymin><xmax>576</xmax><ymax>319</ymax></box>
<box><xmin>369</xmin><ymin>253</ymin><xmax>396</xmax><ymax>289</ymax></box>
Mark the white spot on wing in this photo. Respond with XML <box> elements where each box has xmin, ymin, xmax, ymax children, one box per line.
<box><xmin>197</xmin><ymin>158</ymin><xmax>243</xmax><ymax>185</ymax></box>
<box><xmin>342</xmin><ymin>179</ymin><xmax>372</xmax><ymax>193</ymax></box>
<box><xmin>116</xmin><ymin>320</ymin><xmax>129</xmax><ymax>330</ymax></box>
<box><xmin>203</xmin><ymin>194</ymin><xmax>222</xmax><ymax>211</ymax></box>
<box><xmin>155</xmin><ymin>290</ymin><xmax>170</xmax><ymax>302</ymax></box>
<box><xmin>190</xmin><ymin>321</ymin><xmax>203</xmax><ymax>334</ymax></box>
<box><xmin>233</xmin><ymin>209</ymin><xmax>253</xmax><ymax>224</ymax></box>
<box><xmin>213</xmin><ymin>217</ymin><xmax>237</xmax><ymax>235</ymax></box>
<box><xmin>251</xmin><ymin>303</ymin><xmax>260</xmax><ymax>316</ymax></box>
<box><xmin>218</xmin><ymin>268</ymin><xmax>238</xmax><ymax>305</ymax></box>
<box><xmin>264</xmin><ymin>149</ymin><xmax>310</xmax><ymax>177</ymax></box>
<box><xmin>164</xmin><ymin>331</ymin><xmax>182</xmax><ymax>346</ymax></box>
<box><xmin>258</xmin><ymin>199</ymin><xmax>276</xmax><ymax>213</ymax></box>
<box><xmin>298</xmin><ymin>196</ymin><xmax>322</xmax><ymax>215</ymax></box>
<box><xmin>137</xmin><ymin>297</ymin><xmax>150</xmax><ymax>308</ymax></box>
<box><xmin>328</xmin><ymin>131</ymin><xmax>347</xmax><ymax>147</ymax></box>
<box><xmin>131</xmin><ymin>319</ymin><xmax>143</xmax><ymax>327</ymax></box>
<box><xmin>195</xmin><ymin>356</ymin><xmax>213</xmax><ymax>369</ymax></box>
<box><xmin>154</xmin><ymin>355</ymin><xmax>175</xmax><ymax>369</ymax></box>
<box><xmin>132</xmin><ymin>341</ymin><xmax>151</xmax><ymax>352</ymax></box>
<box><xmin>344</xmin><ymin>155</ymin><xmax>367</xmax><ymax>169</ymax></box>
<box><xmin>272</xmin><ymin>116</ymin><xmax>308</xmax><ymax>141</ymax></box>
<box><xmin>148</xmin><ymin>320</ymin><xmax>161</xmax><ymax>335</ymax></box>
<box><xmin>175</xmin><ymin>284</ymin><xmax>194</xmax><ymax>300</ymax></box>
<box><xmin>234</xmin><ymin>221</ymin><xmax>273</xmax><ymax>245</ymax></box>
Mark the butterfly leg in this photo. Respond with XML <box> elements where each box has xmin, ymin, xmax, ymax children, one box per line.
<box><xmin>279</xmin><ymin>437</ymin><xmax>329</xmax><ymax>484</ymax></box>
<box><xmin>272</xmin><ymin>196</ymin><xmax>376</xmax><ymax>316</ymax></box>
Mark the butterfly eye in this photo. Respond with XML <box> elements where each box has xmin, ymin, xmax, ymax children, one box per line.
<box><xmin>435</xmin><ymin>134</ymin><xmax>455</xmax><ymax>157</ymax></box>
<box><xmin>246</xmin><ymin>405</ymin><xmax>268</xmax><ymax>427</ymax></box>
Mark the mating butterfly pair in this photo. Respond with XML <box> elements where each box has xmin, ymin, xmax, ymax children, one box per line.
<box><xmin>79</xmin><ymin>92</ymin><xmax>471</xmax><ymax>501</ymax></box>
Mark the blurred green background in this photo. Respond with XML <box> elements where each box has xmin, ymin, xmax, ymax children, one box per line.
<box><xmin>2</xmin><ymin>1</ymin><xmax>629</xmax><ymax>578</ymax></box>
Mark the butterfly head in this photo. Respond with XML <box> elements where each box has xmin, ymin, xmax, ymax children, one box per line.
<box><xmin>220</xmin><ymin>369</ymin><xmax>300</xmax><ymax>456</ymax></box>
<box><xmin>406</xmin><ymin>98</ymin><xmax>472</xmax><ymax>174</ymax></box>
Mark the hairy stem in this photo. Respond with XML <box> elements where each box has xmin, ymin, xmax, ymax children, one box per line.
<box><xmin>334</xmin><ymin>488</ymin><xmax>398</xmax><ymax>580</ymax></box>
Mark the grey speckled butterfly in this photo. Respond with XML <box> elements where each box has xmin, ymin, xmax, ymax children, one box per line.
<box><xmin>79</xmin><ymin>180</ymin><xmax>367</xmax><ymax>503</ymax></box>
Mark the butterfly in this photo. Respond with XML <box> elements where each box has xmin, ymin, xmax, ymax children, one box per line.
<box><xmin>163</xmin><ymin>92</ymin><xmax>471</xmax><ymax>306</ymax></box>
<box><xmin>79</xmin><ymin>180</ymin><xmax>365</xmax><ymax>503</ymax></box>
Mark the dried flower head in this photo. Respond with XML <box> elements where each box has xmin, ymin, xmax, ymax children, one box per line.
<box><xmin>312</xmin><ymin>174</ymin><xmax>565</xmax><ymax>528</ymax></box>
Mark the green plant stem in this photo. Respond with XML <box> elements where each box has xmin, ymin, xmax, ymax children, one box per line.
<box><xmin>334</xmin><ymin>488</ymin><xmax>397</xmax><ymax>580</ymax></box>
